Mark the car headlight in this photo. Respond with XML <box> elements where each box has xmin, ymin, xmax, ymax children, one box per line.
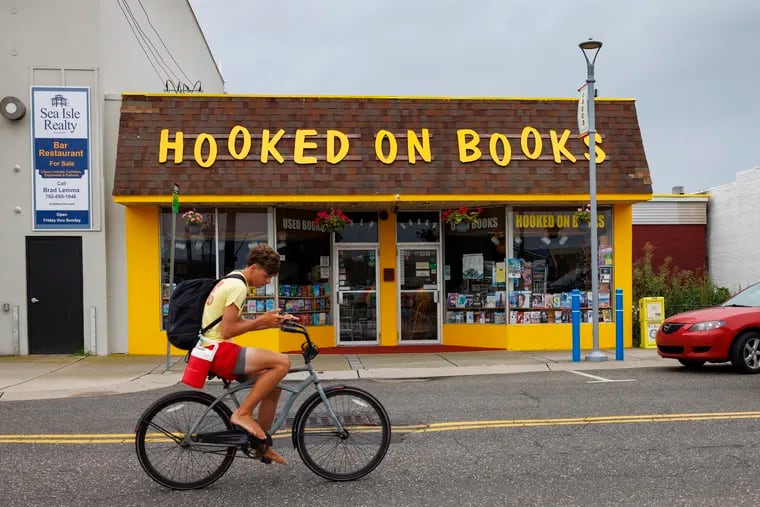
<box><xmin>689</xmin><ymin>320</ymin><xmax>726</xmax><ymax>332</ymax></box>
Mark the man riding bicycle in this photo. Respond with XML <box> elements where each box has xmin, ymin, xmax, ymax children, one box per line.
<box><xmin>201</xmin><ymin>243</ymin><xmax>295</xmax><ymax>465</ymax></box>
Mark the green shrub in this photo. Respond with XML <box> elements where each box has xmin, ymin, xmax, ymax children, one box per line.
<box><xmin>631</xmin><ymin>242</ymin><xmax>730</xmax><ymax>346</ymax></box>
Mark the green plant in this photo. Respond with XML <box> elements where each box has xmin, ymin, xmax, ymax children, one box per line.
<box><xmin>442</xmin><ymin>207</ymin><xmax>482</xmax><ymax>225</ymax></box>
<box><xmin>182</xmin><ymin>209</ymin><xmax>203</xmax><ymax>225</ymax></box>
<box><xmin>631</xmin><ymin>242</ymin><xmax>730</xmax><ymax>346</ymax></box>
<box><xmin>314</xmin><ymin>208</ymin><xmax>352</xmax><ymax>233</ymax></box>
<box><xmin>73</xmin><ymin>348</ymin><xmax>91</xmax><ymax>357</ymax></box>
<box><xmin>574</xmin><ymin>203</ymin><xmax>591</xmax><ymax>224</ymax></box>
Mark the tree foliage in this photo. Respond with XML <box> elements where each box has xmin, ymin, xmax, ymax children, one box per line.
<box><xmin>631</xmin><ymin>242</ymin><xmax>730</xmax><ymax>345</ymax></box>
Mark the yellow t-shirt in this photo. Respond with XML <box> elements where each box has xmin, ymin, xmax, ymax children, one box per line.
<box><xmin>200</xmin><ymin>272</ymin><xmax>248</xmax><ymax>340</ymax></box>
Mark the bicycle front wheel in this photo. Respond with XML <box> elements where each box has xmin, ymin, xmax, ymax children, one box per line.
<box><xmin>293</xmin><ymin>386</ymin><xmax>391</xmax><ymax>481</ymax></box>
<box><xmin>135</xmin><ymin>390</ymin><xmax>236</xmax><ymax>490</ymax></box>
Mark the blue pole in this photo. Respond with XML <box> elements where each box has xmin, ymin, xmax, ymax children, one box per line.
<box><xmin>571</xmin><ymin>289</ymin><xmax>580</xmax><ymax>362</ymax></box>
<box><xmin>615</xmin><ymin>288</ymin><xmax>624</xmax><ymax>360</ymax></box>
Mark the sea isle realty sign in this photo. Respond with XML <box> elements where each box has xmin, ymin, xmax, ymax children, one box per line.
<box><xmin>31</xmin><ymin>86</ymin><xmax>91</xmax><ymax>230</ymax></box>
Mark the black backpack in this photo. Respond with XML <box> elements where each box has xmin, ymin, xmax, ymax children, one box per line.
<box><xmin>166</xmin><ymin>273</ymin><xmax>247</xmax><ymax>350</ymax></box>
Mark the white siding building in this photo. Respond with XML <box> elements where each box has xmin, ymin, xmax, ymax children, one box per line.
<box><xmin>706</xmin><ymin>167</ymin><xmax>760</xmax><ymax>293</ymax></box>
<box><xmin>0</xmin><ymin>0</ymin><xmax>223</xmax><ymax>355</ymax></box>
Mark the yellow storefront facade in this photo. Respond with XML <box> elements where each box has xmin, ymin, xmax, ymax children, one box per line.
<box><xmin>113</xmin><ymin>94</ymin><xmax>651</xmax><ymax>355</ymax></box>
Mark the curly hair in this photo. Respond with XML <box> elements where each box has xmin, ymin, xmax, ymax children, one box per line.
<box><xmin>246</xmin><ymin>244</ymin><xmax>281</xmax><ymax>276</ymax></box>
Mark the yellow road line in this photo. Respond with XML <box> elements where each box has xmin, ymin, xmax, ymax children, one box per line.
<box><xmin>2</xmin><ymin>411</ymin><xmax>759</xmax><ymax>444</ymax></box>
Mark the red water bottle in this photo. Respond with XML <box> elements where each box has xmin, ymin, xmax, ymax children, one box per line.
<box><xmin>181</xmin><ymin>342</ymin><xmax>216</xmax><ymax>388</ymax></box>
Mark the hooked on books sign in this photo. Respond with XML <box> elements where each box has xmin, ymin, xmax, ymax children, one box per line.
<box><xmin>31</xmin><ymin>86</ymin><xmax>92</xmax><ymax>230</ymax></box>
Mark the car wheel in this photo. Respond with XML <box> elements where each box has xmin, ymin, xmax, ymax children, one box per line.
<box><xmin>729</xmin><ymin>331</ymin><xmax>760</xmax><ymax>374</ymax></box>
<box><xmin>677</xmin><ymin>359</ymin><xmax>705</xmax><ymax>369</ymax></box>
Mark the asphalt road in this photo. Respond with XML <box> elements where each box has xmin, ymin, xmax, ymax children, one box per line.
<box><xmin>2</xmin><ymin>364</ymin><xmax>760</xmax><ymax>506</ymax></box>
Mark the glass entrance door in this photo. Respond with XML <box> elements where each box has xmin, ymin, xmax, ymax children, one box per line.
<box><xmin>399</xmin><ymin>247</ymin><xmax>440</xmax><ymax>343</ymax></box>
<box><xmin>336</xmin><ymin>247</ymin><xmax>378</xmax><ymax>344</ymax></box>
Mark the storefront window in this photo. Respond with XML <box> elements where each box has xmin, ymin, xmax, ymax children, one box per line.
<box><xmin>510</xmin><ymin>206</ymin><xmax>614</xmax><ymax>324</ymax></box>
<box><xmin>335</xmin><ymin>212</ymin><xmax>379</xmax><ymax>243</ymax></box>
<box><xmin>396</xmin><ymin>212</ymin><xmax>440</xmax><ymax>243</ymax></box>
<box><xmin>276</xmin><ymin>208</ymin><xmax>332</xmax><ymax>326</ymax></box>
<box><xmin>160</xmin><ymin>207</ymin><xmax>270</xmax><ymax>326</ymax></box>
<box><xmin>215</xmin><ymin>208</ymin><xmax>269</xmax><ymax>275</ymax></box>
<box><xmin>443</xmin><ymin>207</ymin><xmax>507</xmax><ymax>324</ymax></box>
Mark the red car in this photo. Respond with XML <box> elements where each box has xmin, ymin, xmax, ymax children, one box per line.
<box><xmin>656</xmin><ymin>282</ymin><xmax>760</xmax><ymax>373</ymax></box>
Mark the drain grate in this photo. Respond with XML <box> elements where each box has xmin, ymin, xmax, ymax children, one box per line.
<box><xmin>347</xmin><ymin>355</ymin><xmax>365</xmax><ymax>370</ymax></box>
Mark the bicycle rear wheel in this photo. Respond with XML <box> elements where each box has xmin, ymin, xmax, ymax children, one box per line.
<box><xmin>135</xmin><ymin>390</ymin><xmax>236</xmax><ymax>490</ymax></box>
<box><xmin>293</xmin><ymin>386</ymin><xmax>391</xmax><ymax>481</ymax></box>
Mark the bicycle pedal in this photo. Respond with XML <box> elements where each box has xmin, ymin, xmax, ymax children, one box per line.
<box><xmin>249</xmin><ymin>432</ymin><xmax>273</xmax><ymax>448</ymax></box>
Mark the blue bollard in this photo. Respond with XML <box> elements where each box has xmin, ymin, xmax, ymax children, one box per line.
<box><xmin>615</xmin><ymin>288</ymin><xmax>624</xmax><ymax>360</ymax></box>
<box><xmin>571</xmin><ymin>289</ymin><xmax>580</xmax><ymax>362</ymax></box>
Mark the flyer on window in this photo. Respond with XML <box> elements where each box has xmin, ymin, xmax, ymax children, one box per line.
<box><xmin>507</xmin><ymin>258</ymin><xmax>521</xmax><ymax>279</ymax></box>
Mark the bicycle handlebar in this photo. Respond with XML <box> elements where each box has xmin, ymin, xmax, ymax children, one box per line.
<box><xmin>281</xmin><ymin>320</ymin><xmax>308</xmax><ymax>338</ymax></box>
<box><xmin>281</xmin><ymin>321</ymin><xmax>319</xmax><ymax>363</ymax></box>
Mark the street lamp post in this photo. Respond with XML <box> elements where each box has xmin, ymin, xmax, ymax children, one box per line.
<box><xmin>579</xmin><ymin>39</ymin><xmax>607</xmax><ymax>362</ymax></box>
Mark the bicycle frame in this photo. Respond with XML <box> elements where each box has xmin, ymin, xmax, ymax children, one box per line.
<box><xmin>136</xmin><ymin>321</ymin><xmax>391</xmax><ymax>487</ymax></box>
<box><xmin>184</xmin><ymin>340</ymin><xmax>345</xmax><ymax>444</ymax></box>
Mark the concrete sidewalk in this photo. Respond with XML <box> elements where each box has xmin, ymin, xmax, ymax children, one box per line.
<box><xmin>0</xmin><ymin>348</ymin><xmax>664</xmax><ymax>402</ymax></box>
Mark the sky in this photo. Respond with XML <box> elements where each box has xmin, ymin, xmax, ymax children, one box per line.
<box><xmin>188</xmin><ymin>0</ymin><xmax>760</xmax><ymax>194</ymax></box>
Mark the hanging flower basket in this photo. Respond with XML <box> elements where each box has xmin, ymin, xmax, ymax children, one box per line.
<box><xmin>314</xmin><ymin>208</ymin><xmax>352</xmax><ymax>233</ymax></box>
<box><xmin>182</xmin><ymin>209</ymin><xmax>203</xmax><ymax>233</ymax></box>
<box><xmin>182</xmin><ymin>209</ymin><xmax>204</xmax><ymax>225</ymax></box>
<box><xmin>442</xmin><ymin>207</ymin><xmax>482</xmax><ymax>226</ymax></box>
<box><xmin>574</xmin><ymin>204</ymin><xmax>591</xmax><ymax>225</ymax></box>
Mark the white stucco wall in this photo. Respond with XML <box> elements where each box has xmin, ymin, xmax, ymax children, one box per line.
<box><xmin>0</xmin><ymin>0</ymin><xmax>223</xmax><ymax>355</ymax></box>
<box><xmin>706</xmin><ymin>167</ymin><xmax>760</xmax><ymax>293</ymax></box>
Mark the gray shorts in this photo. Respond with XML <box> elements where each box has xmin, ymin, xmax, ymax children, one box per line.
<box><xmin>233</xmin><ymin>347</ymin><xmax>248</xmax><ymax>375</ymax></box>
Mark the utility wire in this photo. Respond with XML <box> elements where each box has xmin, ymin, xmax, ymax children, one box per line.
<box><xmin>120</xmin><ymin>0</ymin><xmax>182</xmax><ymax>83</ymax></box>
<box><xmin>136</xmin><ymin>0</ymin><xmax>193</xmax><ymax>84</ymax></box>
<box><xmin>117</xmin><ymin>0</ymin><xmax>165</xmax><ymax>83</ymax></box>
<box><xmin>117</xmin><ymin>0</ymin><xmax>202</xmax><ymax>92</ymax></box>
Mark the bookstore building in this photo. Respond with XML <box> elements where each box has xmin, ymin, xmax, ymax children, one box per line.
<box><xmin>113</xmin><ymin>94</ymin><xmax>652</xmax><ymax>355</ymax></box>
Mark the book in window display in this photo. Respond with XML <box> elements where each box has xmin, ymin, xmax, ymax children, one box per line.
<box><xmin>510</xmin><ymin>290</ymin><xmax>531</xmax><ymax>309</ymax></box>
<box><xmin>507</xmin><ymin>258</ymin><xmax>521</xmax><ymax>279</ymax></box>
<box><xmin>520</xmin><ymin>261</ymin><xmax>532</xmax><ymax>288</ymax></box>
<box><xmin>531</xmin><ymin>260</ymin><xmax>547</xmax><ymax>294</ymax></box>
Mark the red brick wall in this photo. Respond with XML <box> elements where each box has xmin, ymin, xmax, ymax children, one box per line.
<box><xmin>113</xmin><ymin>95</ymin><xmax>652</xmax><ymax>198</ymax></box>
<box><xmin>633</xmin><ymin>224</ymin><xmax>707</xmax><ymax>272</ymax></box>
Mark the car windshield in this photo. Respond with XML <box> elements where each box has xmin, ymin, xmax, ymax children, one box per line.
<box><xmin>721</xmin><ymin>282</ymin><xmax>760</xmax><ymax>307</ymax></box>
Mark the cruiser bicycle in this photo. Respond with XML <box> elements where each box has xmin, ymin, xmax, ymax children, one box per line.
<box><xmin>134</xmin><ymin>321</ymin><xmax>391</xmax><ymax>490</ymax></box>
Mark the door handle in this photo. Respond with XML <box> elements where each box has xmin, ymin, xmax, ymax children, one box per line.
<box><xmin>30</xmin><ymin>297</ymin><xmax>40</xmax><ymax>303</ymax></box>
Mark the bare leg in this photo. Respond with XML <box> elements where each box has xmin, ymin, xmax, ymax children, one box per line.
<box><xmin>229</xmin><ymin>348</ymin><xmax>290</xmax><ymax>464</ymax></box>
<box><xmin>258</xmin><ymin>389</ymin><xmax>282</xmax><ymax>432</ymax></box>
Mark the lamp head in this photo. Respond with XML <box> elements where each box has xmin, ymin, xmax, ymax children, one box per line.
<box><xmin>579</xmin><ymin>38</ymin><xmax>603</xmax><ymax>70</ymax></box>
<box><xmin>579</xmin><ymin>39</ymin><xmax>602</xmax><ymax>51</ymax></box>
